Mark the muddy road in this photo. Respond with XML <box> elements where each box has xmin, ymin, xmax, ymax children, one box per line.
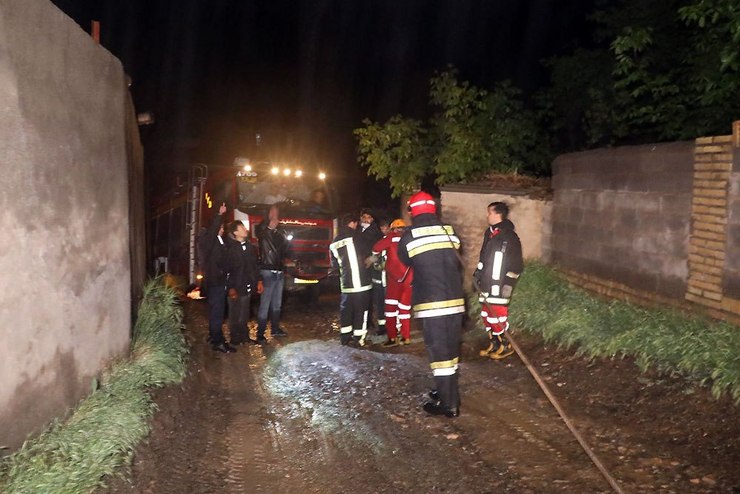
<box><xmin>106</xmin><ymin>291</ymin><xmax>739</xmax><ymax>493</ymax></box>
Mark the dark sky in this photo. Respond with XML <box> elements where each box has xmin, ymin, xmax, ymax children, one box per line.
<box><xmin>52</xmin><ymin>0</ymin><xmax>600</xmax><ymax>204</ymax></box>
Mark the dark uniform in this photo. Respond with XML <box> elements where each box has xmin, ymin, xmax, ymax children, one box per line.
<box><xmin>197</xmin><ymin>210</ymin><xmax>230</xmax><ymax>350</ymax></box>
<box><xmin>225</xmin><ymin>236</ymin><xmax>259</xmax><ymax>345</ymax></box>
<box><xmin>330</xmin><ymin>223</ymin><xmax>372</xmax><ymax>346</ymax></box>
<box><xmin>398</xmin><ymin>191</ymin><xmax>464</xmax><ymax>417</ymax></box>
<box><xmin>474</xmin><ymin>215</ymin><xmax>523</xmax><ymax>359</ymax></box>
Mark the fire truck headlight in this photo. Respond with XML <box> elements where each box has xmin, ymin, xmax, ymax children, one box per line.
<box><xmin>318</xmin><ymin>172</ymin><xmax>326</xmax><ymax>180</ymax></box>
<box><xmin>243</xmin><ymin>164</ymin><xmax>252</xmax><ymax>172</ymax></box>
<box><xmin>283</xmin><ymin>168</ymin><xmax>291</xmax><ymax>176</ymax></box>
<box><xmin>295</xmin><ymin>170</ymin><xmax>303</xmax><ymax>177</ymax></box>
<box><xmin>271</xmin><ymin>167</ymin><xmax>279</xmax><ymax>175</ymax></box>
<box><xmin>286</xmin><ymin>234</ymin><xmax>294</xmax><ymax>241</ymax></box>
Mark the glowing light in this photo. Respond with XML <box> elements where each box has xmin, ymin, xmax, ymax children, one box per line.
<box><xmin>283</xmin><ymin>168</ymin><xmax>291</xmax><ymax>176</ymax></box>
<box><xmin>243</xmin><ymin>164</ymin><xmax>252</xmax><ymax>172</ymax></box>
<box><xmin>196</xmin><ymin>274</ymin><xmax>203</xmax><ymax>280</ymax></box>
<box><xmin>271</xmin><ymin>167</ymin><xmax>279</xmax><ymax>175</ymax></box>
<box><xmin>318</xmin><ymin>172</ymin><xmax>326</xmax><ymax>180</ymax></box>
<box><xmin>286</xmin><ymin>234</ymin><xmax>294</xmax><ymax>241</ymax></box>
<box><xmin>295</xmin><ymin>169</ymin><xmax>303</xmax><ymax>177</ymax></box>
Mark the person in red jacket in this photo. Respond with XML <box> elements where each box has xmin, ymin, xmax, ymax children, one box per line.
<box><xmin>373</xmin><ymin>219</ymin><xmax>414</xmax><ymax>347</ymax></box>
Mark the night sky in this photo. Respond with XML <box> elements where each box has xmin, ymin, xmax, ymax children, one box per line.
<box><xmin>51</xmin><ymin>0</ymin><xmax>601</xmax><ymax>207</ymax></box>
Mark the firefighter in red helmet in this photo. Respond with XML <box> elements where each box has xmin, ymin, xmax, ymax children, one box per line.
<box><xmin>398</xmin><ymin>191</ymin><xmax>464</xmax><ymax>417</ymax></box>
<box><xmin>373</xmin><ymin>218</ymin><xmax>413</xmax><ymax>346</ymax></box>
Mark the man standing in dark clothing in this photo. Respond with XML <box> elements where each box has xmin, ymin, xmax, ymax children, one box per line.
<box><xmin>474</xmin><ymin>202</ymin><xmax>523</xmax><ymax>360</ymax></box>
<box><xmin>197</xmin><ymin>202</ymin><xmax>235</xmax><ymax>353</ymax></box>
<box><xmin>359</xmin><ymin>208</ymin><xmax>384</xmax><ymax>334</ymax></box>
<box><xmin>330</xmin><ymin>213</ymin><xmax>373</xmax><ymax>347</ymax></box>
<box><xmin>398</xmin><ymin>191</ymin><xmax>464</xmax><ymax>418</ymax></box>
<box><xmin>225</xmin><ymin>220</ymin><xmax>261</xmax><ymax>345</ymax></box>
<box><xmin>255</xmin><ymin>204</ymin><xmax>289</xmax><ymax>341</ymax></box>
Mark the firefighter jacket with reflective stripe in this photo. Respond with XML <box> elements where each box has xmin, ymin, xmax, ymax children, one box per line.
<box><xmin>474</xmin><ymin>219</ymin><xmax>523</xmax><ymax>305</ymax></box>
<box><xmin>397</xmin><ymin>213</ymin><xmax>464</xmax><ymax>318</ymax></box>
<box><xmin>373</xmin><ymin>232</ymin><xmax>413</xmax><ymax>285</ymax></box>
<box><xmin>330</xmin><ymin>226</ymin><xmax>372</xmax><ymax>294</ymax></box>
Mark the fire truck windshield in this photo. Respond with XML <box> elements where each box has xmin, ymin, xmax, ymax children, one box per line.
<box><xmin>237</xmin><ymin>171</ymin><xmax>331</xmax><ymax>213</ymax></box>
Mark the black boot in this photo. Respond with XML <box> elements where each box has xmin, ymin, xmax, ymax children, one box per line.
<box><xmin>422</xmin><ymin>401</ymin><xmax>459</xmax><ymax>417</ymax></box>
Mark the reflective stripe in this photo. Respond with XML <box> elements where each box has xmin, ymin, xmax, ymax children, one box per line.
<box><xmin>407</xmin><ymin>241</ymin><xmax>457</xmax><ymax>257</ymax></box>
<box><xmin>477</xmin><ymin>261</ymin><xmax>483</xmax><ymax>270</ymax></box>
<box><xmin>491</xmin><ymin>321</ymin><xmax>509</xmax><ymax>336</ymax></box>
<box><xmin>492</xmin><ymin>285</ymin><xmax>500</xmax><ymax>296</ymax></box>
<box><xmin>433</xmin><ymin>366</ymin><xmax>458</xmax><ymax>376</ymax></box>
<box><xmin>340</xmin><ymin>325</ymin><xmax>353</xmax><ymax>334</ymax></box>
<box><xmin>407</xmin><ymin>234</ymin><xmax>458</xmax><ymax>251</ymax></box>
<box><xmin>484</xmin><ymin>296</ymin><xmax>510</xmax><ymax>304</ymax></box>
<box><xmin>409</xmin><ymin>199</ymin><xmax>436</xmax><ymax>209</ymax></box>
<box><xmin>480</xmin><ymin>310</ymin><xmax>488</xmax><ymax>317</ymax></box>
<box><xmin>391</xmin><ymin>237</ymin><xmax>400</xmax><ymax>243</ymax></box>
<box><xmin>415</xmin><ymin>306</ymin><xmax>465</xmax><ymax>318</ymax></box>
<box><xmin>492</xmin><ymin>251</ymin><xmax>503</xmax><ymax>281</ymax></box>
<box><xmin>397</xmin><ymin>302</ymin><xmax>411</xmax><ymax>310</ymax></box>
<box><xmin>411</xmin><ymin>225</ymin><xmax>455</xmax><ymax>238</ymax></box>
<box><xmin>354</xmin><ymin>329</ymin><xmax>368</xmax><ymax>337</ymax></box>
<box><xmin>342</xmin><ymin>285</ymin><xmax>372</xmax><ymax>293</ymax></box>
<box><xmin>506</xmin><ymin>271</ymin><xmax>520</xmax><ymax>279</ymax></box>
<box><xmin>430</xmin><ymin>357</ymin><xmax>459</xmax><ymax>369</ymax></box>
<box><xmin>398</xmin><ymin>314</ymin><xmax>411</xmax><ymax>320</ymax></box>
<box><xmin>385</xmin><ymin>311</ymin><xmax>398</xmax><ymax>317</ymax></box>
<box><xmin>385</xmin><ymin>299</ymin><xmax>399</xmax><ymax>305</ymax></box>
<box><xmin>377</xmin><ymin>319</ymin><xmax>386</xmax><ymax>325</ymax></box>
<box><xmin>414</xmin><ymin>298</ymin><xmax>465</xmax><ymax>312</ymax></box>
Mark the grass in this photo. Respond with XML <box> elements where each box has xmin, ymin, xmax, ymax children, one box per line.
<box><xmin>469</xmin><ymin>261</ymin><xmax>740</xmax><ymax>404</ymax></box>
<box><xmin>0</xmin><ymin>278</ymin><xmax>188</xmax><ymax>494</ymax></box>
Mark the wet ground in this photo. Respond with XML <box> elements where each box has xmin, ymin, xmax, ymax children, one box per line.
<box><xmin>105</xmin><ymin>291</ymin><xmax>739</xmax><ymax>493</ymax></box>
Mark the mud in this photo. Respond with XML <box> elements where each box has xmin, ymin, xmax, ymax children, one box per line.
<box><xmin>105</xmin><ymin>291</ymin><xmax>739</xmax><ymax>493</ymax></box>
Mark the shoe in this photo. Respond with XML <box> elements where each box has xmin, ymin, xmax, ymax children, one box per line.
<box><xmin>422</xmin><ymin>401</ymin><xmax>459</xmax><ymax>418</ymax></box>
<box><xmin>212</xmin><ymin>343</ymin><xmax>236</xmax><ymax>353</ymax></box>
<box><xmin>489</xmin><ymin>344</ymin><xmax>514</xmax><ymax>360</ymax></box>
<box><xmin>399</xmin><ymin>337</ymin><xmax>411</xmax><ymax>345</ymax></box>
<box><xmin>272</xmin><ymin>328</ymin><xmax>288</xmax><ymax>337</ymax></box>
<box><xmin>383</xmin><ymin>338</ymin><xmax>398</xmax><ymax>347</ymax></box>
<box><xmin>479</xmin><ymin>341</ymin><xmax>494</xmax><ymax>357</ymax></box>
<box><xmin>428</xmin><ymin>389</ymin><xmax>440</xmax><ymax>401</ymax></box>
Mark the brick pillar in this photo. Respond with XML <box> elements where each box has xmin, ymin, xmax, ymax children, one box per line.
<box><xmin>686</xmin><ymin>135</ymin><xmax>732</xmax><ymax>308</ymax></box>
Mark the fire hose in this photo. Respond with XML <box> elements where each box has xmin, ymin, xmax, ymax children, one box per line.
<box><xmin>444</xmin><ymin>230</ymin><xmax>625</xmax><ymax>494</ymax></box>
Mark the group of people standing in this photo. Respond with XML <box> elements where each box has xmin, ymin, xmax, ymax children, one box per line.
<box><xmin>198</xmin><ymin>202</ymin><xmax>289</xmax><ymax>353</ymax></box>
<box><xmin>330</xmin><ymin>191</ymin><xmax>523</xmax><ymax>418</ymax></box>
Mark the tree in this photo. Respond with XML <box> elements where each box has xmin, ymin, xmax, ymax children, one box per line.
<box><xmin>355</xmin><ymin>70</ymin><xmax>549</xmax><ymax>198</ymax></box>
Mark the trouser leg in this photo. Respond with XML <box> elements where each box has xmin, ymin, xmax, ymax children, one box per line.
<box><xmin>398</xmin><ymin>282</ymin><xmax>412</xmax><ymax>340</ymax></box>
<box><xmin>384</xmin><ymin>281</ymin><xmax>400</xmax><ymax>339</ymax></box>
<box><xmin>422</xmin><ymin>314</ymin><xmax>462</xmax><ymax>409</ymax></box>
<box><xmin>257</xmin><ymin>271</ymin><xmax>274</xmax><ymax>337</ymax></box>
<box><xmin>373</xmin><ymin>282</ymin><xmax>386</xmax><ymax>333</ymax></box>
<box><xmin>207</xmin><ymin>285</ymin><xmax>226</xmax><ymax>345</ymax></box>
<box><xmin>270</xmin><ymin>272</ymin><xmax>284</xmax><ymax>331</ymax></box>
<box><xmin>352</xmin><ymin>290</ymin><xmax>371</xmax><ymax>344</ymax></box>
<box><xmin>228</xmin><ymin>294</ymin><xmax>251</xmax><ymax>343</ymax></box>
<box><xmin>339</xmin><ymin>292</ymin><xmax>353</xmax><ymax>345</ymax></box>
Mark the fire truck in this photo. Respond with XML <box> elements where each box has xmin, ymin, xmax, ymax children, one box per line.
<box><xmin>150</xmin><ymin>158</ymin><xmax>338</xmax><ymax>297</ymax></box>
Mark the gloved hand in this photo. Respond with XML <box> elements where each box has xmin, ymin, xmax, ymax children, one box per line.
<box><xmin>228</xmin><ymin>288</ymin><xmax>238</xmax><ymax>299</ymax></box>
<box><xmin>257</xmin><ymin>280</ymin><xmax>264</xmax><ymax>294</ymax></box>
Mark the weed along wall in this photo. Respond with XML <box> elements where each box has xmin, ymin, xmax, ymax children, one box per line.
<box><xmin>440</xmin><ymin>185</ymin><xmax>552</xmax><ymax>291</ymax></box>
<box><xmin>550</xmin><ymin>123</ymin><xmax>740</xmax><ymax>325</ymax></box>
<box><xmin>0</xmin><ymin>0</ymin><xmax>135</xmax><ymax>450</ymax></box>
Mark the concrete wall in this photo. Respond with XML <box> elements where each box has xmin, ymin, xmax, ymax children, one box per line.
<box><xmin>440</xmin><ymin>185</ymin><xmax>552</xmax><ymax>291</ymax></box>
<box><xmin>550</xmin><ymin>142</ymin><xmax>695</xmax><ymax>298</ymax></box>
<box><xmin>0</xmin><ymin>0</ymin><xmax>132</xmax><ymax>450</ymax></box>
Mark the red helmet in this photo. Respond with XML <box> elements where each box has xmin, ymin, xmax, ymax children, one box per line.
<box><xmin>407</xmin><ymin>191</ymin><xmax>436</xmax><ymax>217</ymax></box>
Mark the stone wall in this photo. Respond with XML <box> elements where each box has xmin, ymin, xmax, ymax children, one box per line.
<box><xmin>440</xmin><ymin>185</ymin><xmax>552</xmax><ymax>291</ymax></box>
<box><xmin>0</xmin><ymin>0</ymin><xmax>134</xmax><ymax>450</ymax></box>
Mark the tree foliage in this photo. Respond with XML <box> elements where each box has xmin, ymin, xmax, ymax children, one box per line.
<box><xmin>355</xmin><ymin>70</ymin><xmax>549</xmax><ymax>197</ymax></box>
<box><xmin>540</xmin><ymin>0</ymin><xmax>740</xmax><ymax>149</ymax></box>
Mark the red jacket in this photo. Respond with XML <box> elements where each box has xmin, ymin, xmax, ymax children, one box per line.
<box><xmin>373</xmin><ymin>232</ymin><xmax>413</xmax><ymax>285</ymax></box>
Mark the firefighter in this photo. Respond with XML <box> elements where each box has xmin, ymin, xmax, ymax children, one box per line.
<box><xmin>372</xmin><ymin>219</ymin><xmax>413</xmax><ymax>346</ymax></box>
<box><xmin>474</xmin><ymin>201</ymin><xmax>523</xmax><ymax>360</ymax></box>
<box><xmin>329</xmin><ymin>213</ymin><xmax>373</xmax><ymax>347</ymax></box>
<box><xmin>398</xmin><ymin>191</ymin><xmax>464</xmax><ymax>417</ymax></box>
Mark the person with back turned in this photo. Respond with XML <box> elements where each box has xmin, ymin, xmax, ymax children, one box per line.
<box><xmin>398</xmin><ymin>191</ymin><xmax>464</xmax><ymax>418</ymax></box>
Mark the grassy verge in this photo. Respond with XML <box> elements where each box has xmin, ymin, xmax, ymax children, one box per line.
<box><xmin>0</xmin><ymin>278</ymin><xmax>188</xmax><ymax>493</ymax></box>
<box><xmin>468</xmin><ymin>262</ymin><xmax>740</xmax><ymax>403</ymax></box>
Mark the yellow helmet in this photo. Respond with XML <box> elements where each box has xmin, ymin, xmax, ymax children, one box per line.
<box><xmin>390</xmin><ymin>218</ymin><xmax>407</xmax><ymax>229</ymax></box>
